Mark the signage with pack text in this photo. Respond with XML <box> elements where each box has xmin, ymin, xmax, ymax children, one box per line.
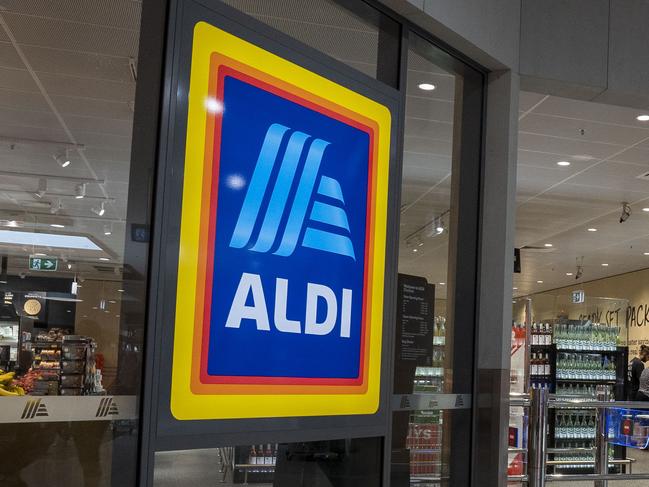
<box><xmin>170</xmin><ymin>22</ymin><xmax>391</xmax><ymax>420</ymax></box>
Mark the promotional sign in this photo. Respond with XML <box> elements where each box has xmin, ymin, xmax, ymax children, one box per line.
<box><xmin>170</xmin><ymin>22</ymin><xmax>391</xmax><ymax>420</ymax></box>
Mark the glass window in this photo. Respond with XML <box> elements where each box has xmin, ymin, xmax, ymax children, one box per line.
<box><xmin>390</xmin><ymin>33</ymin><xmax>480</xmax><ymax>486</ymax></box>
<box><xmin>154</xmin><ymin>438</ymin><xmax>383</xmax><ymax>486</ymax></box>
<box><xmin>220</xmin><ymin>0</ymin><xmax>385</xmax><ymax>80</ymax></box>
<box><xmin>0</xmin><ymin>1</ymin><xmax>149</xmax><ymax>486</ymax></box>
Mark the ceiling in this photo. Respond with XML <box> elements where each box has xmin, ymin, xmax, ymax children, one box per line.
<box><xmin>515</xmin><ymin>92</ymin><xmax>649</xmax><ymax>298</ymax></box>
<box><xmin>0</xmin><ymin>0</ymin><xmax>140</xmax><ymax>280</ymax></box>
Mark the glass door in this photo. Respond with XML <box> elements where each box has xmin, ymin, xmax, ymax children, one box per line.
<box><xmin>390</xmin><ymin>32</ymin><xmax>484</xmax><ymax>487</ymax></box>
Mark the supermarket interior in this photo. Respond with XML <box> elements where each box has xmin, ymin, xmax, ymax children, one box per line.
<box><xmin>507</xmin><ymin>93</ymin><xmax>649</xmax><ymax>485</ymax></box>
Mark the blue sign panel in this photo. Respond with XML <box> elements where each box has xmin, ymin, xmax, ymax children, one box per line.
<box><xmin>208</xmin><ymin>75</ymin><xmax>370</xmax><ymax>380</ymax></box>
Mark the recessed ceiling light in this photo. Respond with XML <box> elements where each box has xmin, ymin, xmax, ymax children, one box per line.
<box><xmin>643</xmin><ymin>208</ymin><xmax>649</xmax><ymax>212</ymax></box>
<box><xmin>601</xmin><ymin>263</ymin><xmax>609</xmax><ymax>266</ymax></box>
<box><xmin>544</xmin><ymin>243</ymin><xmax>553</xmax><ymax>247</ymax></box>
<box><xmin>99</xmin><ymin>257</ymin><xmax>110</xmax><ymax>261</ymax></box>
<box><xmin>50</xmin><ymin>223</ymin><xmax>64</xmax><ymax>228</ymax></box>
<box><xmin>566</xmin><ymin>272</ymin><xmax>573</xmax><ymax>276</ymax></box>
<box><xmin>537</xmin><ymin>280</ymin><xmax>544</xmax><ymax>284</ymax></box>
<box><xmin>587</xmin><ymin>228</ymin><xmax>597</xmax><ymax>232</ymax></box>
<box><xmin>117</xmin><ymin>289</ymin><xmax>124</xmax><ymax>293</ymax></box>
<box><xmin>637</xmin><ymin>114</ymin><xmax>649</xmax><ymax>122</ymax></box>
<box><xmin>557</xmin><ymin>161</ymin><xmax>571</xmax><ymax>166</ymax></box>
<box><xmin>513</xmin><ymin>287</ymin><xmax>518</xmax><ymax>290</ymax></box>
<box><xmin>644</xmin><ymin>252</ymin><xmax>649</xmax><ymax>256</ymax></box>
<box><xmin>418</xmin><ymin>83</ymin><xmax>436</xmax><ymax>91</ymax></box>
<box><xmin>412</xmin><ymin>248</ymin><xmax>418</xmax><ymax>253</ymax></box>
<box><xmin>439</xmin><ymin>282</ymin><xmax>445</xmax><ymax>286</ymax></box>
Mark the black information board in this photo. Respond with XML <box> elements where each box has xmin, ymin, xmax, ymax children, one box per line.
<box><xmin>393</xmin><ymin>274</ymin><xmax>434</xmax><ymax>395</ymax></box>
<box><xmin>396</xmin><ymin>274</ymin><xmax>435</xmax><ymax>365</ymax></box>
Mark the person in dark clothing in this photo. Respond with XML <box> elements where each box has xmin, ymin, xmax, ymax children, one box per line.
<box><xmin>630</xmin><ymin>345</ymin><xmax>649</xmax><ymax>400</ymax></box>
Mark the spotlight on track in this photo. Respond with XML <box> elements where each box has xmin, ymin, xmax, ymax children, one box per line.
<box><xmin>91</xmin><ymin>200</ymin><xmax>106</xmax><ymax>217</ymax></box>
<box><xmin>54</xmin><ymin>149</ymin><xmax>71</xmax><ymax>168</ymax></box>
<box><xmin>75</xmin><ymin>183</ymin><xmax>86</xmax><ymax>199</ymax></box>
<box><xmin>620</xmin><ymin>202</ymin><xmax>631</xmax><ymax>223</ymax></box>
<box><xmin>575</xmin><ymin>256</ymin><xmax>584</xmax><ymax>280</ymax></box>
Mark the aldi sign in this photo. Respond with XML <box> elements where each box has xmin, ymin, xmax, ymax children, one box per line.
<box><xmin>171</xmin><ymin>22</ymin><xmax>391</xmax><ymax>420</ymax></box>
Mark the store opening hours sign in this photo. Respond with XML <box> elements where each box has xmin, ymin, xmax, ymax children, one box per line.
<box><xmin>170</xmin><ymin>22</ymin><xmax>391</xmax><ymax>420</ymax></box>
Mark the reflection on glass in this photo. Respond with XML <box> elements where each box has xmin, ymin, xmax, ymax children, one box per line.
<box><xmin>0</xmin><ymin>1</ymin><xmax>145</xmax><ymax>486</ymax></box>
<box><xmin>154</xmin><ymin>438</ymin><xmax>383</xmax><ymax>487</ymax></box>
<box><xmin>391</xmin><ymin>35</ymin><xmax>458</xmax><ymax>485</ymax></box>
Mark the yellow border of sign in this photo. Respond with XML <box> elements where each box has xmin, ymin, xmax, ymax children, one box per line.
<box><xmin>170</xmin><ymin>21</ymin><xmax>391</xmax><ymax>420</ymax></box>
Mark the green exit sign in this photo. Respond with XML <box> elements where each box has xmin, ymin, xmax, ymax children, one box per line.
<box><xmin>29</xmin><ymin>256</ymin><xmax>58</xmax><ymax>271</ymax></box>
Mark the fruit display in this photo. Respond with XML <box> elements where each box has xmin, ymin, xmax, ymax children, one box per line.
<box><xmin>0</xmin><ymin>370</ymin><xmax>25</xmax><ymax>396</ymax></box>
<box><xmin>0</xmin><ymin>334</ymin><xmax>102</xmax><ymax>397</ymax></box>
<box><xmin>13</xmin><ymin>368</ymin><xmax>39</xmax><ymax>394</ymax></box>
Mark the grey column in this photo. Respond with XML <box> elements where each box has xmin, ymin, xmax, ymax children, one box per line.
<box><xmin>471</xmin><ymin>69</ymin><xmax>519</xmax><ymax>487</ymax></box>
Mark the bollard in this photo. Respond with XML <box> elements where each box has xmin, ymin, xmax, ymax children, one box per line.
<box><xmin>528</xmin><ymin>388</ymin><xmax>548</xmax><ymax>487</ymax></box>
<box><xmin>594</xmin><ymin>386</ymin><xmax>610</xmax><ymax>487</ymax></box>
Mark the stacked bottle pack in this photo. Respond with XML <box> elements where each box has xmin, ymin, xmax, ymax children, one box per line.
<box><xmin>551</xmin><ymin>443</ymin><xmax>614</xmax><ymax>471</ymax></box>
<box><xmin>555</xmin><ymin>410</ymin><xmax>596</xmax><ymax>439</ymax></box>
<box><xmin>554</xmin><ymin>322</ymin><xmax>619</xmax><ymax>351</ymax></box>
<box><xmin>530</xmin><ymin>322</ymin><xmax>552</xmax><ymax>345</ymax></box>
<box><xmin>556</xmin><ymin>353</ymin><xmax>616</xmax><ymax>381</ymax></box>
<box><xmin>556</xmin><ymin>383</ymin><xmax>612</xmax><ymax>398</ymax></box>
<box><xmin>529</xmin><ymin>352</ymin><xmax>552</xmax><ymax>390</ymax></box>
<box><xmin>247</xmin><ymin>444</ymin><xmax>278</xmax><ymax>467</ymax></box>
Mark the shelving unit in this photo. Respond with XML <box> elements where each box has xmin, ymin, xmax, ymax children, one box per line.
<box><xmin>530</xmin><ymin>319</ymin><xmax>629</xmax><ymax>475</ymax></box>
<box><xmin>31</xmin><ymin>340</ymin><xmax>62</xmax><ymax>395</ymax></box>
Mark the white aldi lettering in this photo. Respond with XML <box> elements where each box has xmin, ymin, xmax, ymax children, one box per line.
<box><xmin>225</xmin><ymin>273</ymin><xmax>353</xmax><ymax>338</ymax></box>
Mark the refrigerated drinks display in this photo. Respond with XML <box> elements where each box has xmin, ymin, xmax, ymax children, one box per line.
<box><xmin>517</xmin><ymin>293</ymin><xmax>630</xmax><ymax>475</ymax></box>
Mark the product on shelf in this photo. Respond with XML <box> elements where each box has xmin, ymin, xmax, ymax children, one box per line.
<box><xmin>555</xmin><ymin>410</ymin><xmax>597</xmax><ymax>440</ymax></box>
<box><xmin>551</xmin><ymin>442</ymin><xmax>614</xmax><ymax>470</ymax></box>
<box><xmin>531</xmin><ymin>322</ymin><xmax>553</xmax><ymax>345</ymax></box>
<box><xmin>530</xmin><ymin>352</ymin><xmax>552</xmax><ymax>390</ymax></box>
<box><xmin>553</xmin><ymin>321</ymin><xmax>619</xmax><ymax>351</ymax></box>
<box><xmin>556</xmin><ymin>353</ymin><xmax>616</xmax><ymax>381</ymax></box>
<box><xmin>433</xmin><ymin>316</ymin><xmax>446</xmax><ymax>338</ymax></box>
<box><xmin>0</xmin><ymin>370</ymin><xmax>25</xmax><ymax>396</ymax></box>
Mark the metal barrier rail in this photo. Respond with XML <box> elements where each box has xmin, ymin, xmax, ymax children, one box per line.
<box><xmin>527</xmin><ymin>391</ymin><xmax>649</xmax><ymax>486</ymax></box>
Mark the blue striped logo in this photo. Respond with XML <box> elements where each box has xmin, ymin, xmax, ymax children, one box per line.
<box><xmin>229</xmin><ymin>123</ymin><xmax>356</xmax><ymax>260</ymax></box>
